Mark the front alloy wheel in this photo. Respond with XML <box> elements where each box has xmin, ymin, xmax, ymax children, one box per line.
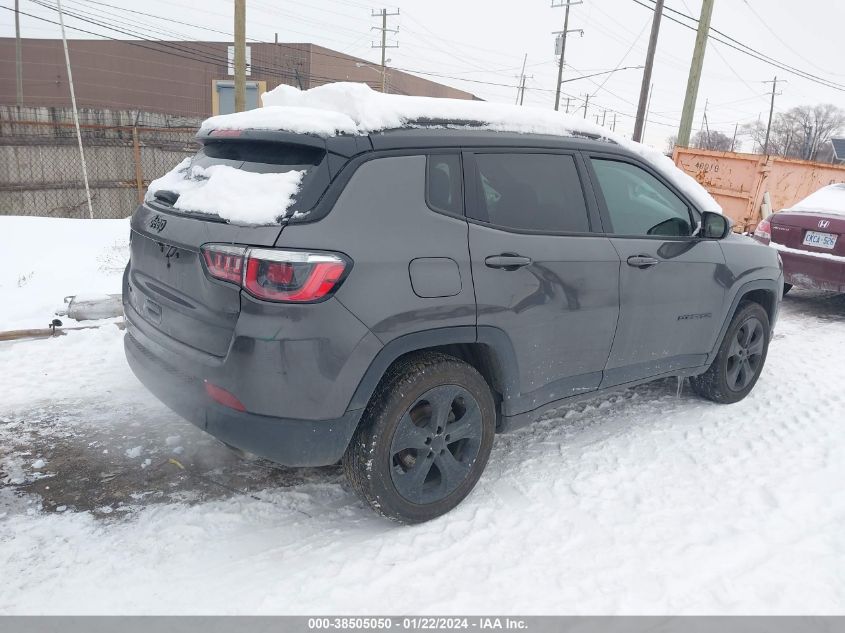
<box><xmin>691</xmin><ymin>300</ymin><xmax>770</xmax><ymax>404</ymax></box>
<box><xmin>725</xmin><ymin>316</ymin><xmax>766</xmax><ymax>392</ymax></box>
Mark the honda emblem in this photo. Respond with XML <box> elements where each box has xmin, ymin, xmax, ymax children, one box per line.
<box><xmin>818</xmin><ymin>219</ymin><xmax>831</xmax><ymax>229</ymax></box>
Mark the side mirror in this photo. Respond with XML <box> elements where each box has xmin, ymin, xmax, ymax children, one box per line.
<box><xmin>700</xmin><ymin>211</ymin><xmax>732</xmax><ymax>239</ymax></box>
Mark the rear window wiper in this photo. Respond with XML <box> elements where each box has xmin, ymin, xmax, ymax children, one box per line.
<box><xmin>154</xmin><ymin>190</ymin><xmax>179</xmax><ymax>206</ymax></box>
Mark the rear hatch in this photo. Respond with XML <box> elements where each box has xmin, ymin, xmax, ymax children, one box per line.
<box><xmin>126</xmin><ymin>133</ymin><xmax>334</xmax><ymax>357</ymax></box>
<box><xmin>769</xmin><ymin>210</ymin><xmax>845</xmax><ymax>258</ymax></box>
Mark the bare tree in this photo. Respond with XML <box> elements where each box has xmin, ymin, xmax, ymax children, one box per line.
<box><xmin>743</xmin><ymin>104</ymin><xmax>845</xmax><ymax>161</ymax></box>
<box><xmin>692</xmin><ymin>129</ymin><xmax>733</xmax><ymax>151</ymax></box>
<box><xmin>665</xmin><ymin>134</ymin><xmax>678</xmax><ymax>154</ymax></box>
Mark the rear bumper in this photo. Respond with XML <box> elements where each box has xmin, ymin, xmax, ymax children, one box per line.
<box><xmin>124</xmin><ymin>319</ymin><xmax>363</xmax><ymax>467</ymax></box>
<box><xmin>779</xmin><ymin>249</ymin><xmax>845</xmax><ymax>292</ymax></box>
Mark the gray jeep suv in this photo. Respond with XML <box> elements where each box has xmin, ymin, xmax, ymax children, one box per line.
<box><xmin>124</xmin><ymin>126</ymin><xmax>783</xmax><ymax>523</ymax></box>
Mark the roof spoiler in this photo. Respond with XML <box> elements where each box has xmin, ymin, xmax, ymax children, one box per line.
<box><xmin>194</xmin><ymin>129</ymin><xmax>372</xmax><ymax>158</ymax></box>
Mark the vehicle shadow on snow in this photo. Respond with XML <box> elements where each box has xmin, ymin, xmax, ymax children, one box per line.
<box><xmin>0</xmin><ymin>401</ymin><xmax>342</xmax><ymax>518</ymax></box>
<box><xmin>2</xmin><ymin>381</ymin><xmax>682</xmax><ymax>521</ymax></box>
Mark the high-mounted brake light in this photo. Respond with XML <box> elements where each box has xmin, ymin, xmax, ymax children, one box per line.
<box><xmin>754</xmin><ymin>218</ymin><xmax>772</xmax><ymax>241</ymax></box>
<box><xmin>200</xmin><ymin>244</ymin><xmax>350</xmax><ymax>303</ymax></box>
<box><xmin>208</xmin><ymin>129</ymin><xmax>243</xmax><ymax>137</ymax></box>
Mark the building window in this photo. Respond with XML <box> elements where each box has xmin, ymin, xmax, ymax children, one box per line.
<box><xmin>212</xmin><ymin>80</ymin><xmax>267</xmax><ymax>115</ymax></box>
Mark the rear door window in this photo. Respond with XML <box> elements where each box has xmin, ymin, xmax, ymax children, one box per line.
<box><xmin>426</xmin><ymin>154</ymin><xmax>463</xmax><ymax>215</ymax></box>
<box><xmin>470</xmin><ymin>153</ymin><xmax>590</xmax><ymax>233</ymax></box>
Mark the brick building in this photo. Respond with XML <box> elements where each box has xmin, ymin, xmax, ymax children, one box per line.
<box><xmin>0</xmin><ymin>38</ymin><xmax>479</xmax><ymax>117</ymax></box>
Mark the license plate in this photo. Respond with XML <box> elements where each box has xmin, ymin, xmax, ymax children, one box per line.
<box><xmin>802</xmin><ymin>230</ymin><xmax>838</xmax><ymax>249</ymax></box>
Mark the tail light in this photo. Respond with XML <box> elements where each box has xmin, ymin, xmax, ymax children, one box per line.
<box><xmin>753</xmin><ymin>218</ymin><xmax>771</xmax><ymax>242</ymax></box>
<box><xmin>201</xmin><ymin>244</ymin><xmax>246</xmax><ymax>284</ymax></box>
<box><xmin>200</xmin><ymin>244</ymin><xmax>350</xmax><ymax>303</ymax></box>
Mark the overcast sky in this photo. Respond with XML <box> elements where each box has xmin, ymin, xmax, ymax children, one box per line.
<box><xmin>3</xmin><ymin>0</ymin><xmax>844</xmax><ymax>149</ymax></box>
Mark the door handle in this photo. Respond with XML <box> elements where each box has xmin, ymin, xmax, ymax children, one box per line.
<box><xmin>626</xmin><ymin>255</ymin><xmax>659</xmax><ymax>269</ymax></box>
<box><xmin>484</xmin><ymin>254</ymin><xmax>532</xmax><ymax>270</ymax></box>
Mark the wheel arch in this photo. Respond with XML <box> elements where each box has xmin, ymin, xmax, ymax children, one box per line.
<box><xmin>709</xmin><ymin>279</ymin><xmax>779</xmax><ymax>361</ymax></box>
<box><xmin>346</xmin><ymin>326</ymin><xmax>520</xmax><ymax>426</ymax></box>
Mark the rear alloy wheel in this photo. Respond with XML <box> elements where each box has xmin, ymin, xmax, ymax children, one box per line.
<box><xmin>691</xmin><ymin>301</ymin><xmax>770</xmax><ymax>404</ymax></box>
<box><xmin>343</xmin><ymin>352</ymin><xmax>495</xmax><ymax>523</ymax></box>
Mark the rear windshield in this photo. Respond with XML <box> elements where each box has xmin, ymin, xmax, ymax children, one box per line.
<box><xmin>192</xmin><ymin>140</ymin><xmax>325</xmax><ymax>173</ymax></box>
<box><xmin>151</xmin><ymin>140</ymin><xmax>330</xmax><ymax>219</ymax></box>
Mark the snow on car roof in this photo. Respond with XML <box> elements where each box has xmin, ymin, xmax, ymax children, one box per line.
<box><xmin>786</xmin><ymin>183</ymin><xmax>845</xmax><ymax>216</ymax></box>
<box><xmin>200</xmin><ymin>82</ymin><xmax>720</xmax><ymax>213</ymax></box>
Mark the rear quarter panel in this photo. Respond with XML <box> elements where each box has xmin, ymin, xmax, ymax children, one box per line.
<box><xmin>276</xmin><ymin>154</ymin><xmax>476</xmax><ymax>344</ymax></box>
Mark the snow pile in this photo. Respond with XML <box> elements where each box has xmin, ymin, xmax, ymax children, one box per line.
<box><xmin>198</xmin><ymin>82</ymin><xmax>720</xmax><ymax>213</ymax></box>
<box><xmin>145</xmin><ymin>159</ymin><xmax>305</xmax><ymax>226</ymax></box>
<box><xmin>200</xmin><ymin>105</ymin><xmax>357</xmax><ymax>137</ymax></box>
<box><xmin>0</xmin><ymin>216</ymin><xmax>129</xmax><ymax>331</ymax></box>
<box><xmin>786</xmin><ymin>183</ymin><xmax>845</xmax><ymax>215</ymax></box>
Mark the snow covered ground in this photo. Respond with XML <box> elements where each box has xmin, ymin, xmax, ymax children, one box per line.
<box><xmin>1</xmin><ymin>218</ymin><xmax>844</xmax><ymax>615</ymax></box>
<box><xmin>0</xmin><ymin>216</ymin><xmax>129</xmax><ymax>331</ymax></box>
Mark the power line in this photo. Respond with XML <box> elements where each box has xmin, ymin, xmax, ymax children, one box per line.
<box><xmin>741</xmin><ymin>0</ymin><xmax>845</xmax><ymax>78</ymax></box>
<box><xmin>633</xmin><ymin>0</ymin><xmax>845</xmax><ymax>93</ymax></box>
<box><xmin>5</xmin><ymin>3</ymin><xmax>376</xmax><ymax>87</ymax></box>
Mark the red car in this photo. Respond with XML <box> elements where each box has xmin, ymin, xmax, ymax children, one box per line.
<box><xmin>753</xmin><ymin>184</ymin><xmax>845</xmax><ymax>294</ymax></box>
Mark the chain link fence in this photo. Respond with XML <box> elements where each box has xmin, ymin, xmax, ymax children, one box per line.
<box><xmin>0</xmin><ymin>105</ymin><xmax>202</xmax><ymax>219</ymax></box>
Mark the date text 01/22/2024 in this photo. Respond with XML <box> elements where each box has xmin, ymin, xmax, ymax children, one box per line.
<box><xmin>307</xmin><ymin>618</ymin><xmax>528</xmax><ymax>630</ymax></box>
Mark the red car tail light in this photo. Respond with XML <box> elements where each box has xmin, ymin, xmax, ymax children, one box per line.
<box><xmin>204</xmin><ymin>380</ymin><xmax>246</xmax><ymax>412</ymax></box>
<box><xmin>200</xmin><ymin>244</ymin><xmax>350</xmax><ymax>302</ymax></box>
<box><xmin>201</xmin><ymin>244</ymin><xmax>247</xmax><ymax>284</ymax></box>
<box><xmin>244</xmin><ymin>248</ymin><xmax>349</xmax><ymax>302</ymax></box>
<box><xmin>754</xmin><ymin>218</ymin><xmax>772</xmax><ymax>241</ymax></box>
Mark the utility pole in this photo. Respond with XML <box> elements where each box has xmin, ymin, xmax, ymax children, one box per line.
<box><xmin>372</xmin><ymin>8</ymin><xmax>400</xmax><ymax>93</ymax></box>
<box><xmin>762</xmin><ymin>75</ymin><xmax>785</xmax><ymax>155</ymax></box>
<box><xmin>677</xmin><ymin>0</ymin><xmax>714</xmax><ymax>147</ymax></box>
<box><xmin>234</xmin><ymin>0</ymin><xmax>246</xmax><ymax>112</ymax></box>
<box><xmin>730</xmin><ymin>122</ymin><xmax>738</xmax><ymax>152</ymax></box>
<box><xmin>633</xmin><ymin>0</ymin><xmax>663</xmax><ymax>142</ymax></box>
<box><xmin>515</xmin><ymin>53</ymin><xmax>527</xmax><ymax>105</ymax></box>
<box><xmin>565</xmin><ymin>97</ymin><xmax>571</xmax><ymax>114</ymax></box>
<box><xmin>602</xmin><ymin>109</ymin><xmax>607</xmax><ymax>126</ymax></box>
<box><xmin>56</xmin><ymin>0</ymin><xmax>93</xmax><ymax>220</ymax></box>
<box><xmin>612</xmin><ymin>112</ymin><xmax>617</xmax><ymax>132</ymax></box>
<box><xmin>641</xmin><ymin>82</ymin><xmax>654</xmax><ymax>140</ymax></box>
<box><xmin>519</xmin><ymin>75</ymin><xmax>534</xmax><ymax>105</ymax></box>
<box><xmin>583</xmin><ymin>93</ymin><xmax>590</xmax><ymax>119</ymax></box>
<box><xmin>15</xmin><ymin>0</ymin><xmax>23</xmax><ymax>106</ymax></box>
<box><xmin>699</xmin><ymin>97</ymin><xmax>710</xmax><ymax>148</ymax></box>
<box><xmin>551</xmin><ymin>0</ymin><xmax>583</xmax><ymax>111</ymax></box>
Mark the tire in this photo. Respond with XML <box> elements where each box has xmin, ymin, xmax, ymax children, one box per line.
<box><xmin>343</xmin><ymin>352</ymin><xmax>496</xmax><ymax>524</ymax></box>
<box><xmin>690</xmin><ymin>301</ymin><xmax>770</xmax><ymax>404</ymax></box>
<box><xmin>783</xmin><ymin>282</ymin><xmax>793</xmax><ymax>296</ymax></box>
